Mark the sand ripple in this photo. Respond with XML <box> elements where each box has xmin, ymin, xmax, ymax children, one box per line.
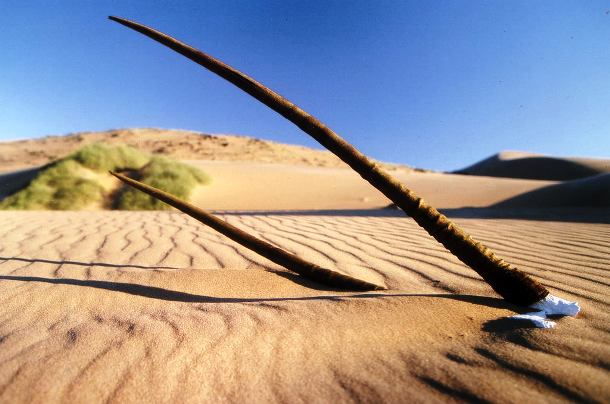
<box><xmin>0</xmin><ymin>211</ymin><xmax>608</xmax><ymax>402</ymax></box>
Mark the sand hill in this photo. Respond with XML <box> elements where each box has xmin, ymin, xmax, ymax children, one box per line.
<box><xmin>454</xmin><ymin>151</ymin><xmax>610</xmax><ymax>181</ymax></box>
<box><xmin>0</xmin><ymin>128</ymin><xmax>415</xmax><ymax>174</ymax></box>
<box><xmin>495</xmin><ymin>173</ymin><xmax>610</xmax><ymax>208</ymax></box>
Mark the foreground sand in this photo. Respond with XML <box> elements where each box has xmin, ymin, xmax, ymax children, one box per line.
<box><xmin>0</xmin><ymin>210</ymin><xmax>608</xmax><ymax>402</ymax></box>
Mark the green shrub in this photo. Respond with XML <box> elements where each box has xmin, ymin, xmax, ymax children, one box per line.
<box><xmin>0</xmin><ymin>160</ymin><xmax>104</xmax><ymax>210</ymax></box>
<box><xmin>69</xmin><ymin>143</ymin><xmax>149</xmax><ymax>172</ymax></box>
<box><xmin>118</xmin><ymin>157</ymin><xmax>210</xmax><ymax>210</ymax></box>
<box><xmin>0</xmin><ymin>143</ymin><xmax>148</xmax><ymax>210</ymax></box>
<box><xmin>0</xmin><ymin>143</ymin><xmax>209</xmax><ymax>210</ymax></box>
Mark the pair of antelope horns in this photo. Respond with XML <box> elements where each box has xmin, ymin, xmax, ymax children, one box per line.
<box><xmin>109</xmin><ymin>16</ymin><xmax>550</xmax><ymax>306</ymax></box>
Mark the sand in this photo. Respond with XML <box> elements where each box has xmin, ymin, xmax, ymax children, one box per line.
<box><xmin>187</xmin><ymin>160</ymin><xmax>556</xmax><ymax>210</ymax></box>
<box><xmin>0</xmin><ymin>128</ymin><xmax>415</xmax><ymax>174</ymax></box>
<box><xmin>495</xmin><ymin>173</ymin><xmax>610</xmax><ymax>208</ymax></box>
<box><xmin>454</xmin><ymin>151</ymin><xmax>610</xmax><ymax>181</ymax></box>
<box><xmin>0</xmin><ymin>210</ymin><xmax>608</xmax><ymax>402</ymax></box>
<box><xmin>1</xmin><ymin>131</ymin><xmax>609</xmax><ymax>401</ymax></box>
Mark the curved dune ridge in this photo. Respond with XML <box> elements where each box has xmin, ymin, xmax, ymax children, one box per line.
<box><xmin>0</xmin><ymin>128</ymin><xmax>416</xmax><ymax>174</ymax></box>
<box><xmin>495</xmin><ymin>173</ymin><xmax>610</xmax><ymax>208</ymax></box>
<box><xmin>454</xmin><ymin>151</ymin><xmax>610</xmax><ymax>181</ymax></box>
<box><xmin>0</xmin><ymin>211</ymin><xmax>608</xmax><ymax>402</ymax></box>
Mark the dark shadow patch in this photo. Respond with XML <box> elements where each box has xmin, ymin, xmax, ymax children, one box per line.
<box><xmin>418</xmin><ymin>375</ymin><xmax>490</xmax><ymax>403</ymax></box>
<box><xmin>0</xmin><ymin>274</ymin><xmax>513</xmax><ymax>310</ymax></box>
<box><xmin>482</xmin><ymin>317</ymin><xmax>541</xmax><ymax>333</ymax></box>
<box><xmin>474</xmin><ymin>347</ymin><xmax>588</xmax><ymax>402</ymax></box>
<box><xmin>215</xmin><ymin>207</ymin><xmax>610</xmax><ymax>224</ymax></box>
<box><xmin>268</xmin><ymin>269</ymin><xmax>361</xmax><ymax>292</ymax></box>
<box><xmin>0</xmin><ymin>256</ymin><xmax>179</xmax><ymax>271</ymax></box>
<box><xmin>453</xmin><ymin>154</ymin><xmax>606</xmax><ymax>181</ymax></box>
<box><xmin>66</xmin><ymin>329</ymin><xmax>78</xmax><ymax>345</ymax></box>
<box><xmin>439</xmin><ymin>207</ymin><xmax>610</xmax><ymax>224</ymax></box>
<box><xmin>492</xmin><ymin>174</ymin><xmax>610</xmax><ymax>210</ymax></box>
<box><xmin>0</xmin><ymin>165</ymin><xmax>46</xmax><ymax>199</ymax></box>
<box><xmin>445</xmin><ymin>352</ymin><xmax>470</xmax><ymax>365</ymax></box>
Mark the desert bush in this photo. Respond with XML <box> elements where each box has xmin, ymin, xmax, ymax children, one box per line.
<box><xmin>70</xmin><ymin>142</ymin><xmax>149</xmax><ymax>172</ymax></box>
<box><xmin>0</xmin><ymin>160</ymin><xmax>104</xmax><ymax>210</ymax></box>
<box><xmin>118</xmin><ymin>157</ymin><xmax>210</xmax><ymax>210</ymax></box>
<box><xmin>0</xmin><ymin>143</ymin><xmax>209</xmax><ymax>210</ymax></box>
<box><xmin>0</xmin><ymin>143</ymin><xmax>148</xmax><ymax>210</ymax></box>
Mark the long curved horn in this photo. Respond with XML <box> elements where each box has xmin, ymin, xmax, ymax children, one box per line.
<box><xmin>110</xmin><ymin>171</ymin><xmax>384</xmax><ymax>291</ymax></box>
<box><xmin>108</xmin><ymin>16</ymin><xmax>549</xmax><ymax>306</ymax></box>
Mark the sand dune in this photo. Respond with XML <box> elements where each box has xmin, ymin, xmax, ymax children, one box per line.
<box><xmin>455</xmin><ymin>151</ymin><xmax>610</xmax><ymax>181</ymax></box>
<box><xmin>0</xmin><ymin>160</ymin><xmax>558</xmax><ymax>212</ymax></box>
<box><xmin>187</xmin><ymin>160</ymin><xmax>556</xmax><ymax>210</ymax></box>
<box><xmin>1</xmin><ymin>131</ymin><xmax>608</xmax><ymax>401</ymax></box>
<box><xmin>495</xmin><ymin>173</ymin><xmax>610</xmax><ymax>208</ymax></box>
<box><xmin>0</xmin><ymin>128</ymin><xmax>415</xmax><ymax>174</ymax></box>
<box><xmin>0</xmin><ymin>211</ymin><xmax>608</xmax><ymax>402</ymax></box>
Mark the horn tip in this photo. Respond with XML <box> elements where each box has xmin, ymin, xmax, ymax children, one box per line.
<box><xmin>108</xmin><ymin>16</ymin><xmax>131</xmax><ymax>26</ymax></box>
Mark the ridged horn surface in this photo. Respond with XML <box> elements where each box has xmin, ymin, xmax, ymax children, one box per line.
<box><xmin>108</xmin><ymin>16</ymin><xmax>549</xmax><ymax>306</ymax></box>
<box><xmin>110</xmin><ymin>171</ymin><xmax>384</xmax><ymax>292</ymax></box>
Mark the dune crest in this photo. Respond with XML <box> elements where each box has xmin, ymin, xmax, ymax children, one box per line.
<box><xmin>0</xmin><ymin>128</ymin><xmax>415</xmax><ymax>174</ymax></box>
<box><xmin>455</xmin><ymin>151</ymin><xmax>610</xmax><ymax>181</ymax></box>
<box><xmin>495</xmin><ymin>173</ymin><xmax>610</xmax><ymax>208</ymax></box>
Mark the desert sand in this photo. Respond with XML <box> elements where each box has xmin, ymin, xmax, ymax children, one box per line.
<box><xmin>0</xmin><ymin>211</ymin><xmax>608</xmax><ymax>403</ymax></box>
<box><xmin>0</xmin><ymin>131</ymin><xmax>609</xmax><ymax>402</ymax></box>
<box><xmin>186</xmin><ymin>160</ymin><xmax>557</xmax><ymax>211</ymax></box>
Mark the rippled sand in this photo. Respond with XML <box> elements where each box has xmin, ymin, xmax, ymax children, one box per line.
<box><xmin>0</xmin><ymin>211</ymin><xmax>608</xmax><ymax>402</ymax></box>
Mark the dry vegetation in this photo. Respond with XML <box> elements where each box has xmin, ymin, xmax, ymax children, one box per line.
<box><xmin>0</xmin><ymin>143</ymin><xmax>210</xmax><ymax>210</ymax></box>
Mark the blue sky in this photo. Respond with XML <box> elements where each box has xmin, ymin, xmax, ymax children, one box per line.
<box><xmin>2</xmin><ymin>1</ymin><xmax>609</xmax><ymax>171</ymax></box>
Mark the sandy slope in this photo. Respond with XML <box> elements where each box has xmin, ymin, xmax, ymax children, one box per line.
<box><xmin>495</xmin><ymin>173</ymin><xmax>610</xmax><ymax>208</ymax></box>
<box><xmin>187</xmin><ymin>160</ymin><xmax>556</xmax><ymax>210</ymax></box>
<box><xmin>0</xmin><ymin>211</ymin><xmax>608</xmax><ymax>402</ymax></box>
<box><xmin>455</xmin><ymin>151</ymin><xmax>610</xmax><ymax>181</ymax></box>
<box><xmin>0</xmin><ymin>160</ymin><xmax>556</xmax><ymax>211</ymax></box>
<box><xmin>0</xmin><ymin>128</ymin><xmax>415</xmax><ymax>174</ymax></box>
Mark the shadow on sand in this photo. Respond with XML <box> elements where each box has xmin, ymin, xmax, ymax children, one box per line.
<box><xmin>0</xmin><ymin>256</ymin><xmax>180</xmax><ymax>270</ymax></box>
<box><xmin>219</xmin><ymin>207</ymin><xmax>610</xmax><ymax>224</ymax></box>
<box><xmin>0</xmin><ymin>270</ymin><xmax>525</xmax><ymax>312</ymax></box>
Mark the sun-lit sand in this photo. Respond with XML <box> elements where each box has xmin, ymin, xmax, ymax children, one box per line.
<box><xmin>186</xmin><ymin>160</ymin><xmax>557</xmax><ymax>210</ymax></box>
<box><xmin>1</xmin><ymin>211</ymin><xmax>608</xmax><ymax>402</ymax></box>
<box><xmin>0</xmin><ymin>131</ymin><xmax>609</xmax><ymax>402</ymax></box>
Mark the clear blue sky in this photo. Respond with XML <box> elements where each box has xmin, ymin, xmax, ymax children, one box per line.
<box><xmin>2</xmin><ymin>1</ymin><xmax>609</xmax><ymax>171</ymax></box>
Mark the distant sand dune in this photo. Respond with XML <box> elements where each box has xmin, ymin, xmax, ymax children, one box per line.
<box><xmin>187</xmin><ymin>161</ymin><xmax>556</xmax><ymax>210</ymax></box>
<box><xmin>495</xmin><ymin>173</ymin><xmax>610</xmax><ymax>208</ymax></box>
<box><xmin>455</xmin><ymin>151</ymin><xmax>610</xmax><ymax>181</ymax></box>
<box><xmin>0</xmin><ymin>211</ymin><xmax>608</xmax><ymax>402</ymax></box>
